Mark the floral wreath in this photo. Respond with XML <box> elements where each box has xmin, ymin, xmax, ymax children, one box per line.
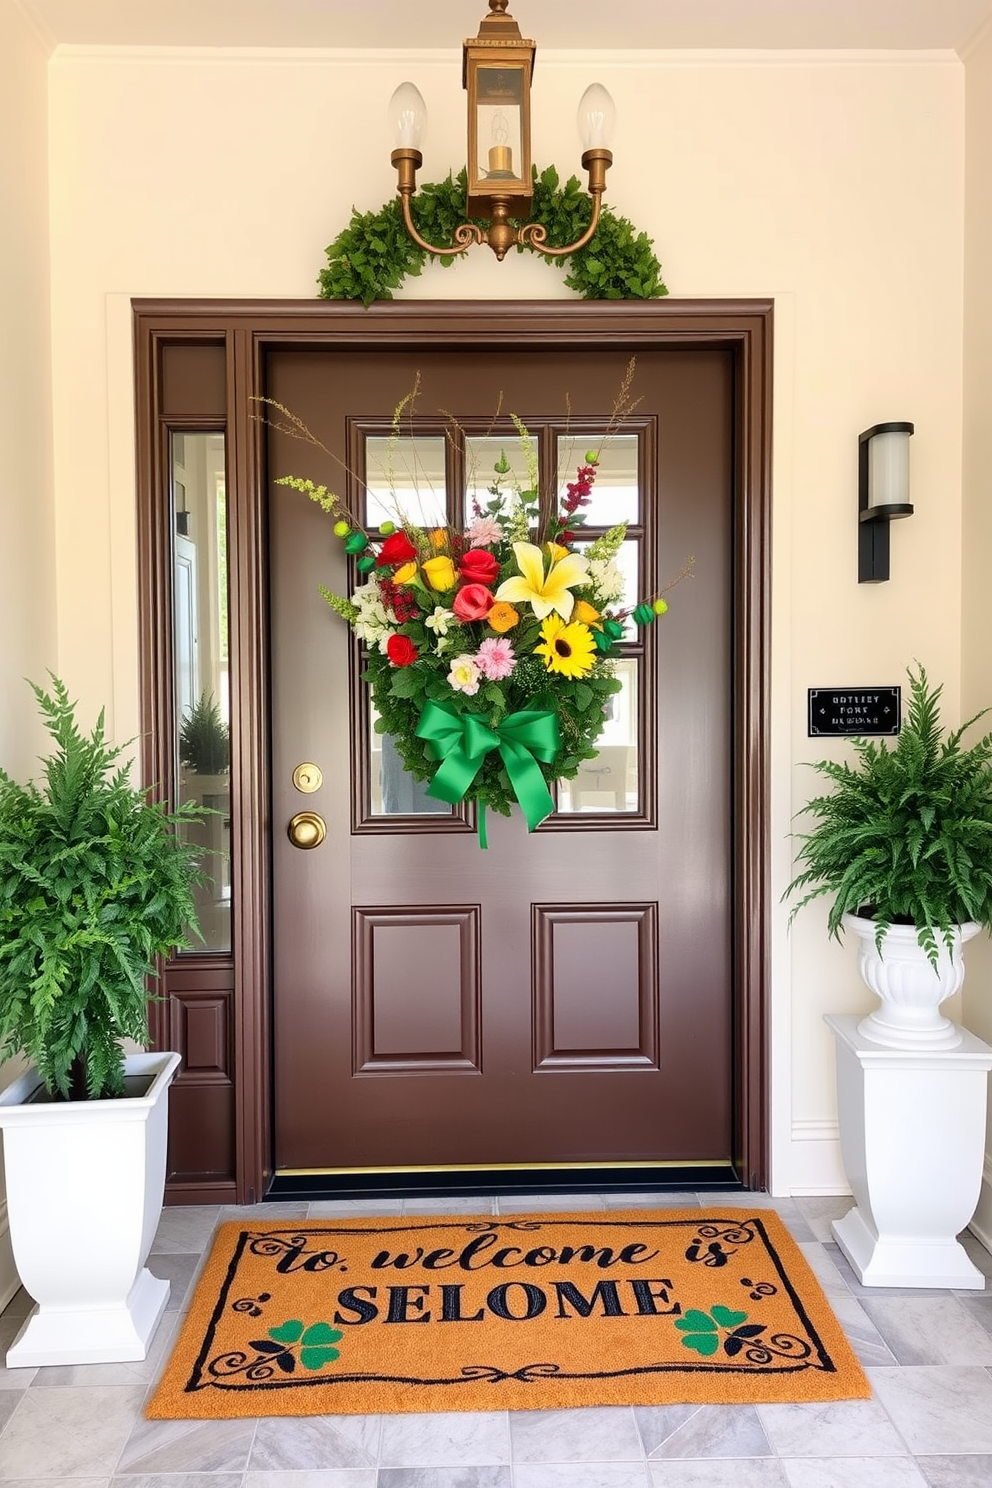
<box><xmin>269</xmin><ymin>369</ymin><xmax>690</xmax><ymax>846</ymax></box>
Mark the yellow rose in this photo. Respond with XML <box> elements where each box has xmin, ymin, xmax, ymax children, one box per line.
<box><xmin>393</xmin><ymin>561</ymin><xmax>418</xmax><ymax>585</ymax></box>
<box><xmin>573</xmin><ymin>599</ymin><xmax>602</xmax><ymax>628</ymax></box>
<box><xmin>422</xmin><ymin>555</ymin><xmax>457</xmax><ymax>592</ymax></box>
<box><xmin>547</xmin><ymin>542</ymin><xmax>570</xmax><ymax>563</ymax></box>
<box><xmin>487</xmin><ymin>601</ymin><xmax>520</xmax><ymax>633</ymax></box>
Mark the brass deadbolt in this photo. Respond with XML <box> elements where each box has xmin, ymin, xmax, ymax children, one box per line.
<box><xmin>292</xmin><ymin>762</ymin><xmax>323</xmax><ymax>793</ymax></box>
<box><xmin>287</xmin><ymin>810</ymin><xmax>327</xmax><ymax>850</ymax></box>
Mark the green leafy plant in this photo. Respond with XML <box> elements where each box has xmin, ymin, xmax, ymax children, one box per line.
<box><xmin>318</xmin><ymin>165</ymin><xmax>667</xmax><ymax>307</ymax></box>
<box><xmin>786</xmin><ymin>664</ymin><xmax>992</xmax><ymax>964</ymax></box>
<box><xmin>179</xmin><ymin>691</ymin><xmax>230</xmax><ymax>775</ymax></box>
<box><xmin>0</xmin><ymin>677</ymin><xmax>209</xmax><ymax>1101</ymax></box>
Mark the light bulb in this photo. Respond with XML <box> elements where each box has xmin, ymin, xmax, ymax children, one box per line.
<box><xmin>388</xmin><ymin>82</ymin><xmax>427</xmax><ymax>150</ymax></box>
<box><xmin>577</xmin><ymin>83</ymin><xmax>616</xmax><ymax>150</ymax></box>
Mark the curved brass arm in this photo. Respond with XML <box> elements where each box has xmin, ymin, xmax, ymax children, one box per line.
<box><xmin>517</xmin><ymin>196</ymin><xmax>603</xmax><ymax>257</ymax></box>
<box><xmin>392</xmin><ymin>148</ymin><xmax>484</xmax><ymax>257</ymax></box>
<box><xmin>517</xmin><ymin>149</ymin><xmax>612</xmax><ymax>257</ymax></box>
<box><xmin>398</xmin><ymin>191</ymin><xmax>484</xmax><ymax>257</ymax></box>
<box><xmin>391</xmin><ymin>146</ymin><xmax>612</xmax><ymax>262</ymax></box>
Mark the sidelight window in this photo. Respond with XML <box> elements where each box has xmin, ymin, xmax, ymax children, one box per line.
<box><xmin>170</xmin><ymin>430</ymin><xmax>232</xmax><ymax>952</ymax></box>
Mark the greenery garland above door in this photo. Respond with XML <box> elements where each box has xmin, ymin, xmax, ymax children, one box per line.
<box><xmin>318</xmin><ymin>166</ymin><xmax>667</xmax><ymax>306</ymax></box>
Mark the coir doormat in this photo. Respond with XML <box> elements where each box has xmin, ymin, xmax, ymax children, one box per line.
<box><xmin>147</xmin><ymin>1209</ymin><xmax>869</xmax><ymax>1418</ymax></box>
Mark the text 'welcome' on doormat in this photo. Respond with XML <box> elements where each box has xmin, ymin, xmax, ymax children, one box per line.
<box><xmin>147</xmin><ymin>1209</ymin><xmax>869</xmax><ymax>1418</ymax></box>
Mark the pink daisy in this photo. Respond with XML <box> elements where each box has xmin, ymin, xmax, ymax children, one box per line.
<box><xmin>467</xmin><ymin>515</ymin><xmax>504</xmax><ymax>548</ymax></box>
<box><xmin>475</xmin><ymin>637</ymin><xmax>516</xmax><ymax>681</ymax></box>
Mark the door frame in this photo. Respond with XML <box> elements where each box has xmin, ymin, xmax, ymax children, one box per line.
<box><xmin>134</xmin><ymin>297</ymin><xmax>773</xmax><ymax>1204</ymax></box>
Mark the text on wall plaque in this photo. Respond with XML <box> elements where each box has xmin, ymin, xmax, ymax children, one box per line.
<box><xmin>807</xmin><ymin>687</ymin><xmax>901</xmax><ymax>737</ymax></box>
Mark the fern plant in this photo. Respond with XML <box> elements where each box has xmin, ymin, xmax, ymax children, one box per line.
<box><xmin>0</xmin><ymin>677</ymin><xmax>208</xmax><ymax>1101</ymax></box>
<box><xmin>179</xmin><ymin>691</ymin><xmax>230</xmax><ymax>775</ymax></box>
<box><xmin>787</xmin><ymin>664</ymin><xmax>992</xmax><ymax>966</ymax></box>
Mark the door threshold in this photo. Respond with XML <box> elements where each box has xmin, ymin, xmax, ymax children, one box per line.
<box><xmin>265</xmin><ymin>1162</ymin><xmax>743</xmax><ymax>1202</ymax></box>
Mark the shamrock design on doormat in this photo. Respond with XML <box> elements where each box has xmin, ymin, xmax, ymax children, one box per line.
<box><xmin>676</xmin><ymin>1305</ymin><xmax>812</xmax><ymax>1364</ymax></box>
<box><xmin>210</xmin><ymin>1317</ymin><xmax>345</xmax><ymax>1381</ymax></box>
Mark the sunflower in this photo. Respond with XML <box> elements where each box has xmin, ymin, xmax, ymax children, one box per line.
<box><xmin>534</xmin><ymin>616</ymin><xmax>597</xmax><ymax>680</ymax></box>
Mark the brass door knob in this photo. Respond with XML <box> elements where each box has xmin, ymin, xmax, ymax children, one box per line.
<box><xmin>287</xmin><ymin>810</ymin><xmax>327</xmax><ymax>850</ymax></box>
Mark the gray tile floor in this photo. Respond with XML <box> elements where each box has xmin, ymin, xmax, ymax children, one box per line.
<box><xmin>2</xmin><ymin>1191</ymin><xmax>992</xmax><ymax>1487</ymax></box>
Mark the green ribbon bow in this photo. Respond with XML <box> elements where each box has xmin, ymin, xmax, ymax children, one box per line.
<box><xmin>415</xmin><ymin>700</ymin><xmax>560</xmax><ymax>848</ymax></box>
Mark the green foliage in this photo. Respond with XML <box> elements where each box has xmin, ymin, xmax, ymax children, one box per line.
<box><xmin>0</xmin><ymin>677</ymin><xmax>209</xmax><ymax>1100</ymax></box>
<box><xmin>786</xmin><ymin>664</ymin><xmax>992</xmax><ymax>964</ymax></box>
<box><xmin>179</xmin><ymin>691</ymin><xmax>230</xmax><ymax>775</ymax></box>
<box><xmin>362</xmin><ymin>642</ymin><xmax>621</xmax><ymax>822</ymax></box>
<box><xmin>318</xmin><ymin>165</ymin><xmax>667</xmax><ymax>307</ymax></box>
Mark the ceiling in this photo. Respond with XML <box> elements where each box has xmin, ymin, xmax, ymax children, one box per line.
<box><xmin>17</xmin><ymin>0</ymin><xmax>992</xmax><ymax>56</ymax></box>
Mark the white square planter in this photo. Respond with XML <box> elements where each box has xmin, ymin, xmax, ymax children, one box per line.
<box><xmin>0</xmin><ymin>1050</ymin><xmax>180</xmax><ymax>1366</ymax></box>
<box><xmin>827</xmin><ymin>1015</ymin><xmax>992</xmax><ymax>1288</ymax></box>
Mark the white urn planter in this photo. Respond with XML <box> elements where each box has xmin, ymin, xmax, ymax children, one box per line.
<box><xmin>0</xmin><ymin>1049</ymin><xmax>180</xmax><ymax>1367</ymax></box>
<box><xmin>843</xmin><ymin>912</ymin><xmax>980</xmax><ymax>1050</ymax></box>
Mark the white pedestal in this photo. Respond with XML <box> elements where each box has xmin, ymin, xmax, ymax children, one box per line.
<box><xmin>826</xmin><ymin>1014</ymin><xmax>992</xmax><ymax>1288</ymax></box>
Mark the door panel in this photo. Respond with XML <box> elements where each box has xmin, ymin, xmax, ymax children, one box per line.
<box><xmin>268</xmin><ymin>346</ymin><xmax>732</xmax><ymax>1172</ymax></box>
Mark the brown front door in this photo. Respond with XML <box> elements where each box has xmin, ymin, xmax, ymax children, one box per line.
<box><xmin>267</xmin><ymin>343</ymin><xmax>733</xmax><ymax>1174</ymax></box>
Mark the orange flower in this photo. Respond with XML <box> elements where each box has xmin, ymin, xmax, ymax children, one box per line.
<box><xmin>573</xmin><ymin>599</ymin><xmax>602</xmax><ymax>628</ymax></box>
<box><xmin>429</xmin><ymin>527</ymin><xmax>449</xmax><ymax>550</ymax></box>
<box><xmin>487</xmin><ymin>601</ymin><xmax>520</xmax><ymax>633</ymax></box>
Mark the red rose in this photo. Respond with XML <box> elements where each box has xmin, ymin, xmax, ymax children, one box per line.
<box><xmin>376</xmin><ymin>531</ymin><xmax>417</xmax><ymax>567</ymax></box>
<box><xmin>452</xmin><ymin>583</ymin><xmax>495</xmax><ymax>622</ymax></box>
<box><xmin>458</xmin><ymin>549</ymin><xmax>500</xmax><ymax>585</ymax></box>
<box><xmin>386</xmin><ymin>633</ymin><xmax>418</xmax><ymax>667</ymax></box>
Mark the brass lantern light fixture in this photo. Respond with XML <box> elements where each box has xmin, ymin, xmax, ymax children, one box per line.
<box><xmin>389</xmin><ymin>0</ymin><xmax>615</xmax><ymax>261</ymax></box>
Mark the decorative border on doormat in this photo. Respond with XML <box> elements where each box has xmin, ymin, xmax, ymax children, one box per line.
<box><xmin>147</xmin><ymin>1209</ymin><xmax>868</xmax><ymax>1417</ymax></box>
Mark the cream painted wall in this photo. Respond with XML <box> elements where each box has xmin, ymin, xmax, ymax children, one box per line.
<box><xmin>0</xmin><ymin>0</ymin><xmax>56</xmax><ymax>1309</ymax></box>
<box><xmin>45</xmin><ymin>44</ymin><xmax>966</xmax><ymax>1194</ymax></box>
<box><xmin>962</xmin><ymin>20</ymin><xmax>992</xmax><ymax>1244</ymax></box>
<box><xmin>0</xmin><ymin>3</ymin><xmax>56</xmax><ymax>772</ymax></box>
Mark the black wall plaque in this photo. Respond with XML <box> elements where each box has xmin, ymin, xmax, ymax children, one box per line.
<box><xmin>808</xmin><ymin>687</ymin><xmax>901</xmax><ymax>737</ymax></box>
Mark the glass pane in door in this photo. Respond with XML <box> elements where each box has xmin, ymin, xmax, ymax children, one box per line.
<box><xmin>369</xmin><ymin>700</ymin><xmax>451</xmax><ymax>817</ymax></box>
<box><xmin>362</xmin><ymin>431</ymin><xmax>454</xmax><ymax>820</ymax></box>
<box><xmin>465</xmin><ymin>434</ymin><xmax>539</xmax><ymax>519</ymax></box>
<box><xmin>557</xmin><ymin>433</ymin><xmax>639</xmax><ymax>526</ymax></box>
<box><xmin>556</xmin><ymin>658</ymin><xmax>640</xmax><ymax>814</ymax></box>
<box><xmin>365</xmin><ymin>434</ymin><xmax>447</xmax><ymax>531</ymax></box>
<box><xmin>171</xmin><ymin>430</ymin><xmax>231</xmax><ymax>952</ymax></box>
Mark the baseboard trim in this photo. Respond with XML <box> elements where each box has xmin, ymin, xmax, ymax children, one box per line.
<box><xmin>788</xmin><ymin>1120</ymin><xmax>850</xmax><ymax>1195</ymax></box>
<box><xmin>969</xmin><ymin>1153</ymin><xmax>992</xmax><ymax>1253</ymax></box>
<box><xmin>164</xmin><ymin>1178</ymin><xmax>238</xmax><ymax>1206</ymax></box>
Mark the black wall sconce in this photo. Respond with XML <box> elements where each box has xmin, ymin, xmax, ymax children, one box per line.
<box><xmin>858</xmin><ymin>421</ymin><xmax>914</xmax><ymax>583</ymax></box>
